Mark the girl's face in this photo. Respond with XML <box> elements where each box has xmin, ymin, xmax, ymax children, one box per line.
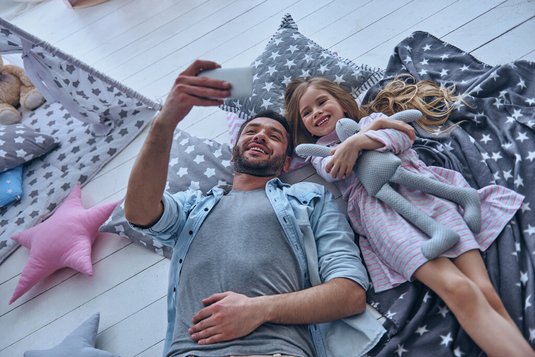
<box><xmin>298</xmin><ymin>85</ymin><xmax>345</xmax><ymax>137</ymax></box>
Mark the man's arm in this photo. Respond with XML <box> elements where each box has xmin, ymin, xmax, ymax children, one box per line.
<box><xmin>188</xmin><ymin>278</ymin><xmax>365</xmax><ymax>345</ymax></box>
<box><xmin>124</xmin><ymin>60</ymin><xmax>230</xmax><ymax>226</ymax></box>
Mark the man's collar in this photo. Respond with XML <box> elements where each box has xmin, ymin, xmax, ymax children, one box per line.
<box><xmin>208</xmin><ymin>177</ymin><xmax>289</xmax><ymax>195</ymax></box>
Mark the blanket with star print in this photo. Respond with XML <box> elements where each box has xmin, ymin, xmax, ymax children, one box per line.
<box><xmin>361</xmin><ymin>31</ymin><xmax>534</xmax><ymax>356</ymax></box>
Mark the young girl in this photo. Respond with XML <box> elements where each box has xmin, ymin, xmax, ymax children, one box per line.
<box><xmin>284</xmin><ymin>77</ymin><xmax>534</xmax><ymax>357</ymax></box>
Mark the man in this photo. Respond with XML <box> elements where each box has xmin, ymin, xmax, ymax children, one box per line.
<box><xmin>124</xmin><ymin>60</ymin><xmax>384</xmax><ymax>357</ymax></box>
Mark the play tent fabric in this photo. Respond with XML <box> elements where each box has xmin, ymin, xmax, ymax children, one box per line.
<box><xmin>0</xmin><ymin>17</ymin><xmax>160</xmax><ymax>263</ymax></box>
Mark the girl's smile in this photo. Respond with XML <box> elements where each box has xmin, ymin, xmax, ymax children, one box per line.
<box><xmin>298</xmin><ymin>85</ymin><xmax>345</xmax><ymax>137</ymax></box>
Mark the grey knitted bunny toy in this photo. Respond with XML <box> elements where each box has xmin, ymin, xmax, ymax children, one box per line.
<box><xmin>295</xmin><ymin>109</ymin><xmax>482</xmax><ymax>259</ymax></box>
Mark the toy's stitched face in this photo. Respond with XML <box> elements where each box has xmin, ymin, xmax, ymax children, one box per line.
<box><xmin>298</xmin><ymin>85</ymin><xmax>345</xmax><ymax>138</ymax></box>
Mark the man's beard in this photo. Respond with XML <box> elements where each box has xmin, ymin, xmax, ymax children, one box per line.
<box><xmin>232</xmin><ymin>145</ymin><xmax>286</xmax><ymax>177</ymax></box>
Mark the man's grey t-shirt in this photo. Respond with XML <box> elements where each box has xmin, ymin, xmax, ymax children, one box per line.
<box><xmin>167</xmin><ymin>189</ymin><xmax>315</xmax><ymax>357</ymax></box>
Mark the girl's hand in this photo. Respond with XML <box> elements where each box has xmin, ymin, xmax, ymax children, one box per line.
<box><xmin>361</xmin><ymin>116</ymin><xmax>416</xmax><ymax>141</ymax></box>
<box><xmin>326</xmin><ymin>134</ymin><xmax>363</xmax><ymax>179</ymax></box>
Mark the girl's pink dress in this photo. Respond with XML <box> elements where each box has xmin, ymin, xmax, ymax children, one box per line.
<box><xmin>310</xmin><ymin>113</ymin><xmax>524</xmax><ymax>292</ymax></box>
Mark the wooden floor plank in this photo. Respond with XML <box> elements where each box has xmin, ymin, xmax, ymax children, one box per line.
<box><xmin>301</xmin><ymin>0</ymin><xmax>415</xmax><ymax>50</ymax></box>
<box><xmin>54</xmin><ymin>0</ymin><xmax>181</xmax><ymax>55</ymax></box>
<box><xmin>143</xmin><ymin>0</ymin><xmax>336</xmax><ymax>99</ymax></box>
<box><xmin>109</xmin><ymin>0</ymin><xmax>264</xmax><ymax>86</ymax></box>
<box><xmin>442</xmin><ymin>0</ymin><xmax>535</xmax><ymax>56</ymax></box>
<box><xmin>91</xmin><ymin>0</ymin><xmax>240</xmax><ymax>77</ymax></box>
<box><xmin>98</xmin><ymin>297</ymin><xmax>168</xmax><ymax>356</ymax></box>
<box><xmin>10</xmin><ymin>0</ymin><xmax>135</xmax><ymax>43</ymax></box>
<box><xmin>0</xmin><ymin>244</ymin><xmax>163</xmax><ymax>351</ymax></box>
<box><xmin>3</xmin><ymin>260</ymin><xmax>168</xmax><ymax>355</ymax></box>
<box><xmin>351</xmin><ymin>0</ymin><xmax>506</xmax><ymax>67</ymax></box>
<box><xmin>0</xmin><ymin>233</ymin><xmax>131</xmax><ymax>317</ymax></box>
<box><xmin>471</xmin><ymin>16</ymin><xmax>535</xmax><ymax>64</ymax></box>
<box><xmin>136</xmin><ymin>341</ymin><xmax>165</xmax><ymax>357</ymax></box>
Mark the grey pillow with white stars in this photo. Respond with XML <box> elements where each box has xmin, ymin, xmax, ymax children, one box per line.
<box><xmin>221</xmin><ymin>13</ymin><xmax>384</xmax><ymax>119</ymax></box>
<box><xmin>99</xmin><ymin>129</ymin><xmax>233</xmax><ymax>259</ymax></box>
<box><xmin>0</xmin><ymin>123</ymin><xmax>59</xmax><ymax>173</ymax></box>
<box><xmin>166</xmin><ymin>129</ymin><xmax>233</xmax><ymax>193</ymax></box>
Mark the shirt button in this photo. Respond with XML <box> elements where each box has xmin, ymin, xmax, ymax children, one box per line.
<box><xmin>204</xmin><ymin>208</ymin><xmax>209</xmax><ymax>211</ymax></box>
<box><xmin>189</xmin><ymin>230</ymin><xmax>193</xmax><ymax>235</ymax></box>
<box><xmin>179</xmin><ymin>259</ymin><xmax>183</xmax><ymax>264</ymax></box>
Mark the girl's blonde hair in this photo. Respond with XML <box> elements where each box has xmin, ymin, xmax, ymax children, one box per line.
<box><xmin>284</xmin><ymin>75</ymin><xmax>458</xmax><ymax>145</ymax></box>
<box><xmin>363</xmin><ymin>75</ymin><xmax>458</xmax><ymax>131</ymax></box>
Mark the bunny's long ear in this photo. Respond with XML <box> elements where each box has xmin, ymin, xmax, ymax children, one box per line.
<box><xmin>336</xmin><ymin>118</ymin><xmax>361</xmax><ymax>141</ymax></box>
<box><xmin>389</xmin><ymin>109</ymin><xmax>422</xmax><ymax>123</ymax></box>
<box><xmin>295</xmin><ymin>143</ymin><xmax>331</xmax><ymax>158</ymax></box>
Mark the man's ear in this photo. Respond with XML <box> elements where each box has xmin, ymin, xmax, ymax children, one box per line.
<box><xmin>282</xmin><ymin>155</ymin><xmax>292</xmax><ymax>173</ymax></box>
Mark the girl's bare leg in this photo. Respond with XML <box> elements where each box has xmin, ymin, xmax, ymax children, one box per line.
<box><xmin>452</xmin><ymin>250</ymin><xmax>517</xmax><ymax>328</ymax></box>
<box><xmin>413</xmin><ymin>258</ymin><xmax>535</xmax><ymax>357</ymax></box>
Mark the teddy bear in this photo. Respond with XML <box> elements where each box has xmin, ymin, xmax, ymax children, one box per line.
<box><xmin>295</xmin><ymin>109</ymin><xmax>482</xmax><ymax>259</ymax></box>
<box><xmin>0</xmin><ymin>56</ymin><xmax>45</xmax><ymax>125</ymax></box>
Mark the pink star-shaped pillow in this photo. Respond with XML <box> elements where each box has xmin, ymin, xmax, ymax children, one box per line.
<box><xmin>10</xmin><ymin>184</ymin><xmax>118</xmax><ymax>304</ymax></box>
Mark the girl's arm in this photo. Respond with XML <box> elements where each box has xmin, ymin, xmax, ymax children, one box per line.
<box><xmin>325</xmin><ymin>132</ymin><xmax>384</xmax><ymax>179</ymax></box>
<box><xmin>361</xmin><ymin>113</ymin><xmax>415</xmax><ymax>154</ymax></box>
<box><xmin>326</xmin><ymin>114</ymin><xmax>416</xmax><ymax>179</ymax></box>
<box><xmin>309</xmin><ymin>155</ymin><xmax>339</xmax><ymax>183</ymax></box>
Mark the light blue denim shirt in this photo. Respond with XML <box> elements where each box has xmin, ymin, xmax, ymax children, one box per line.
<box><xmin>132</xmin><ymin>178</ymin><xmax>385</xmax><ymax>357</ymax></box>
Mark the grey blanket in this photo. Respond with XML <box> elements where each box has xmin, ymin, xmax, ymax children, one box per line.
<box><xmin>363</xmin><ymin>31</ymin><xmax>534</xmax><ymax>356</ymax></box>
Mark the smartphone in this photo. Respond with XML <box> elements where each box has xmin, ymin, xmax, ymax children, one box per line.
<box><xmin>199</xmin><ymin>67</ymin><xmax>253</xmax><ymax>99</ymax></box>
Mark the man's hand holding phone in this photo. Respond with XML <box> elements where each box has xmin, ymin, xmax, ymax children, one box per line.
<box><xmin>199</xmin><ymin>67</ymin><xmax>253</xmax><ymax>99</ymax></box>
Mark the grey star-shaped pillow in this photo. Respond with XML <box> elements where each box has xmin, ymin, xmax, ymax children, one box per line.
<box><xmin>24</xmin><ymin>313</ymin><xmax>120</xmax><ymax>357</ymax></box>
<box><xmin>220</xmin><ymin>13</ymin><xmax>384</xmax><ymax>119</ymax></box>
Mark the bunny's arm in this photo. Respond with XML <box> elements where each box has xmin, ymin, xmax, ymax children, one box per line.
<box><xmin>364</xmin><ymin>128</ymin><xmax>414</xmax><ymax>154</ymax></box>
<box><xmin>359</xmin><ymin>113</ymin><xmax>415</xmax><ymax>154</ymax></box>
<box><xmin>294</xmin><ymin>141</ymin><xmax>344</xmax><ymax>183</ymax></box>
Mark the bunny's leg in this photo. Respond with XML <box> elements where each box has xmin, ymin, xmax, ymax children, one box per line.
<box><xmin>375</xmin><ymin>184</ymin><xmax>460</xmax><ymax>259</ymax></box>
<box><xmin>390</xmin><ymin>168</ymin><xmax>481</xmax><ymax>233</ymax></box>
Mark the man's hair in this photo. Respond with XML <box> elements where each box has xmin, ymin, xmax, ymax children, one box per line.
<box><xmin>236</xmin><ymin>109</ymin><xmax>294</xmax><ymax>156</ymax></box>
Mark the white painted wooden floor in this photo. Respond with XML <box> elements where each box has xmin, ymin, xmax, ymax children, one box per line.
<box><xmin>1</xmin><ymin>0</ymin><xmax>534</xmax><ymax>356</ymax></box>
